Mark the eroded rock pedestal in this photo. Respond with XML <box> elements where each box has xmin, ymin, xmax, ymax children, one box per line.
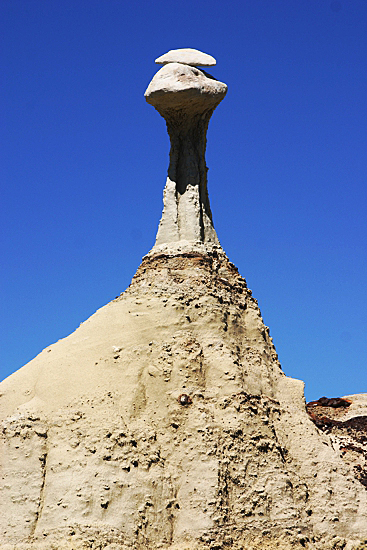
<box><xmin>1</xmin><ymin>50</ymin><xmax>367</xmax><ymax>549</ymax></box>
<box><xmin>145</xmin><ymin>57</ymin><xmax>227</xmax><ymax>250</ymax></box>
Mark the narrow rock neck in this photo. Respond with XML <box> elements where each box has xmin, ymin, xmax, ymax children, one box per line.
<box><xmin>154</xmin><ymin>107</ymin><xmax>220</xmax><ymax>249</ymax></box>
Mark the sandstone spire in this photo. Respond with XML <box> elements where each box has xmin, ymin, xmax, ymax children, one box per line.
<box><xmin>1</xmin><ymin>50</ymin><xmax>367</xmax><ymax>550</ymax></box>
<box><xmin>145</xmin><ymin>49</ymin><xmax>227</xmax><ymax>253</ymax></box>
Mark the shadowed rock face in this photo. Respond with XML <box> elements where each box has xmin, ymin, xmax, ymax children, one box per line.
<box><xmin>145</xmin><ymin>62</ymin><xmax>227</xmax><ymax>249</ymax></box>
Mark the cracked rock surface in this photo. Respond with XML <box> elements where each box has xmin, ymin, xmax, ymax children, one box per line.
<box><xmin>1</xmin><ymin>251</ymin><xmax>367</xmax><ymax>549</ymax></box>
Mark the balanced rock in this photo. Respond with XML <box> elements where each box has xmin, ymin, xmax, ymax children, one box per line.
<box><xmin>145</xmin><ymin>62</ymin><xmax>226</xmax><ymax>109</ymax></box>
<box><xmin>155</xmin><ymin>48</ymin><xmax>216</xmax><ymax>67</ymax></box>
<box><xmin>145</xmin><ymin>62</ymin><xmax>226</xmax><ymax>251</ymax></box>
<box><xmin>1</xmin><ymin>51</ymin><xmax>367</xmax><ymax>550</ymax></box>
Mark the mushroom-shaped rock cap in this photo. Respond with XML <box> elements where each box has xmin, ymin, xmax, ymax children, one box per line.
<box><xmin>145</xmin><ymin>63</ymin><xmax>227</xmax><ymax>112</ymax></box>
<box><xmin>155</xmin><ymin>48</ymin><xmax>216</xmax><ymax>67</ymax></box>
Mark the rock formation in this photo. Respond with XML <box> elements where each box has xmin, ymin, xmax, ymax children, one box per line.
<box><xmin>1</xmin><ymin>49</ymin><xmax>367</xmax><ymax>550</ymax></box>
<box><xmin>145</xmin><ymin>51</ymin><xmax>226</xmax><ymax>251</ymax></box>
<box><xmin>306</xmin><ymin>394</ymin><xmax>367</xmax><ymax>490</ymax></box>
<box><xmin>155</xmin><ymin>48</ymin><xmax>216</xmax><ymax>67</ymax></box>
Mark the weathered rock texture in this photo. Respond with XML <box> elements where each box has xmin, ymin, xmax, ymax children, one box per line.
<box><xmin>145</xmin><ymin>61</ymin><xmax>226</xmax><ymax>251</ymax></box>
<box><xmin>1</xmin><ymin>251</ymin><xmax>367</xmax><ymax>549</ymax></box>
<box><xmin>1</xmin><ymin>51</ymin><xmax>367</xmax><ymax>549</ymax></box>
<box><xmin>307</xmin><ymin>394</ymin><xmax>367</xmax><ymax>490</ymax></box>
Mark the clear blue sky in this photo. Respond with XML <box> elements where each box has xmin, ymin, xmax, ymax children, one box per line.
<box><xmin>1</xmin><ymin>0</ymin><xmax>366</xmax><ymax>402</ymax></box>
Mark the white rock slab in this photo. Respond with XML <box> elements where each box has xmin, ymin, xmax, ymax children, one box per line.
<box><xmin>155</xmin><ymin>48</ymin><xmax>216</xmax><ymax>67</ymax></box>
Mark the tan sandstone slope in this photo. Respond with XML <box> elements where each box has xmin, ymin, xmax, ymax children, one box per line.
<box><xmin>1</xmin><ymin>49</ymin><xmax>367</xmax><ymax>550</ymax></box>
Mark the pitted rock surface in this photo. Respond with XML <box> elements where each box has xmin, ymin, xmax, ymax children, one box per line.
<box><xmin>1</xmin><ymin>252</ymin><xmax>367</xmax><ymax>549</ymax></box>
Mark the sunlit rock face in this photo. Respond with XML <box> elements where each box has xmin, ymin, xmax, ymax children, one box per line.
<box><xmin>1</xmin><ymin>50</ymin><xmax>367</xmax><ymax>550</ymax></box>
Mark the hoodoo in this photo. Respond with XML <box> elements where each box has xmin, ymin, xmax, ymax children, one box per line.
<box><xmin>1</xmin><ymin>50</ymin><xmax>367</xmax><ymax>550</ymax></box>
<box><xmin>145</xmin><ymin>49</ymin><xmax>226</xmax><ymax>252</ymax></box>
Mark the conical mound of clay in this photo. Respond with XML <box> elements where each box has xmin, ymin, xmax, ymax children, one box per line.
<box><xmin>1</xmin><ymin>51</ymin><xmax>367</xmax><ymax>550</ymax></box>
